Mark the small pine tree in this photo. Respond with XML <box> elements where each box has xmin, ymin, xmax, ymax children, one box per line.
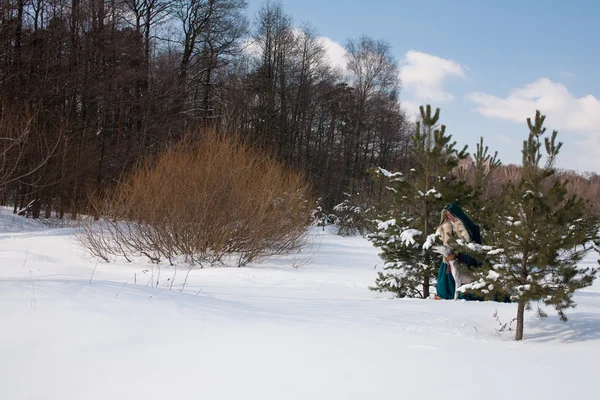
<box><xmin>333</xmin><ymin>191</ymin><xmax>376</xmax><ymax>237</ymax></box>
<box><xmin>368</xmin><ymin>105</ymin><xmax>468</xmax><ymax>298</ymax></box>
<box><xmin>472</xmin><ymin>136</ymin><xmax>501</xmax><ymax>190</ymax></box>
<box><xmin>466</xmin><ymin>136</ymin><xmax>502</xmax><ymax>228</ymax></box>
<box><xmin>458</xmin><ymin>111</ymin><xmax>599</xmax><ymax>340</ymax></box>
<box><xmin>311</xmin><ymin>200</ymin><xmax>337</xmax><ymax>231</ymax></box>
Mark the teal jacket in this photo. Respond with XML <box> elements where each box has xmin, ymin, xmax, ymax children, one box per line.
<box><xmin>435</xmin><ymin>204</ymin><xmax>483</xmax><ymax>300</ymax></box>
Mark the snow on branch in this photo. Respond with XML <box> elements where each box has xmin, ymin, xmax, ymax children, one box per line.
<box><xmin>377</xmin><ymin>219</ymin><xmax>396</xmax><ymax>230</ymax></box>
<box><xmin>422</xmin><ymin>233</ymin><xmax>437</xmax><ymax>250</ymax></box>
<box><xmin>377</xmin><ymin>167</ymin><xmax>404</xmax><ymax>182</ymax></box>
<box><xmin>400</xmin><ymin>229</ymin><xmax>422</xmax><ymax>246</ymax></box>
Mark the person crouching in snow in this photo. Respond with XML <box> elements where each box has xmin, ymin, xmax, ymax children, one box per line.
<box><xmin>433</xmin><ymin>204</ymin><xmax>483</xmax><ymax>300</ymax></box>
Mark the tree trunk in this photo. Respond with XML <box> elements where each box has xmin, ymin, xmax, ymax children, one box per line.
<box><xmin>515</xmin><ymin>300</ymin><xmax>525</xmax><ymax>341</ymax></box>
<box><xmin>32</xmin><ymin>201</ymin><xmax>41</xmax><ymax>219</ymax></box>
<box><xmin>59</xmin><ymin>195</ymin><xmax>65</xmax><ymax>219</ymax></box>
<box><xmin>422</xmin><ymin>137</ymin><xmax>430</xmax><ymax>299</ymax></box>
<box><xmin>422</xmin><ymin>201</ymin><xmax>430</xmax><ymax>299</ymax></box>
<box><xmin>516</xmin><ymin>251</ymin><xmax>529</xmax><ymax>340</ymax></box>
<box><xmin>15</xmin><ymin>1</ymin><xmax>24</xmax><ymax>60</ymax></box>
<box><xmin>13</xmin><ymin>189</ymin><xmax>19</xmax><ymax>213</ymax></box>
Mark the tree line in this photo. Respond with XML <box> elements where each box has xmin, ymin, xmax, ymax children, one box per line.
<box><xmin>0</xmin><ymin>0</ymin><xmax>412</xmax><ymax>217</ymax></box>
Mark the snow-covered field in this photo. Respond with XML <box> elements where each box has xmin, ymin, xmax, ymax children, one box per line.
<box><xmin>1</xmin><ymin>208</ymin><xmax>598</xmax><ymax>400</ymax></box>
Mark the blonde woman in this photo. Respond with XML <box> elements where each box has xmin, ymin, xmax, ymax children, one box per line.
<box><xmin>433</xmin><ymin>204</ymin><xmax>482</xmax><ymax>300</ymax></box>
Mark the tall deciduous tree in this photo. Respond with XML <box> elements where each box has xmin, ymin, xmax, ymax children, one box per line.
<box><xmin>0</xmin><ymin>0</ymin><xmax>412</xmax><ymax>218</ymax></box>
<box><xmin>344</xmin><ymin>35</ymin><xmax>400</xmax><ymax>190</ymax></box>
<box><xmin>173</xmin><ymin>0</ymin><xmax>248</xmax><ymax>119</ymax></box>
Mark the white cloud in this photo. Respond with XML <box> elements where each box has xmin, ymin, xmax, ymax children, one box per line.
<box><xmin>241</xmin><ymin>38</ymin><xmax>261</xmax><ymax>57</ymax></box>
<box><xmin>467</xmin><ymin>78</ymin><xmax>600</xmax><ymax>172</ymax></box>
<box><xmin>318</xmin><ymin>36</ymin><xmax>347</xmax><ymax>72</ymax></box>
<box><xmin>401</xmin><ymin>100</ymin><xmax>421</xmax><ymax>121</ymax></box>
<box><xmin>399</xmin><ymin>51</ymin><xmax>467</xmax><ymax>102</ymax></box>
<box><xmin>244</xmin><ymin>32</ymin><xmax>347</xmax><ymax>74</ymax></box>
<box><xmin>568</xmin><ymin>135</ymin><xmax>600</xmax><ymax>173</ymax></box>
<box><xmin>466</xmin><ymin>78</ymin><xmax>600</xmax><ymax>131</ymax></box>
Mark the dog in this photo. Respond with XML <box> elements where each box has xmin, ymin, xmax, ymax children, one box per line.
<box><xmin>435</xmin><ymin>210</ymin><xmax>475</xmax><ymax>300</ymax></box>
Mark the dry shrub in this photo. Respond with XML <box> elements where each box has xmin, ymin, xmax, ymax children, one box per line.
<box><xmin>556</xmin><ymin>170</ymin><xmax>600</xmax><ymax>218</ymax></box>
<box><xmin>78</xmin><ymin>133</ymin><xmax>313</xmax><ymax>267</ymax></box>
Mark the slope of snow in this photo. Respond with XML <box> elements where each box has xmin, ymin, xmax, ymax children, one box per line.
<box><xmin>0</xmin><ymin>209</ymin><xmax>598</xmax><ymax>400</ymax></box>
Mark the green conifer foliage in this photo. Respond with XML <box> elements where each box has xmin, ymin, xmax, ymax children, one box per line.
<box><xmin>456</xmin><ymin>111</ymin><xmax>598</xmax><ymax>340</ymax></box>
<box><xmin>467</xmin><ymin>136</ymin><xmax>502</xmax><ymax>227</ymax></box>
<box><xmin>368</xmin><ymin>105</ymin><xmax>468</xmax><ymax>298</ymax></box>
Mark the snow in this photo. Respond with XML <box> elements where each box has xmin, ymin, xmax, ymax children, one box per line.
<box><xmin>423</xmin><ymin>188</ymin><xmax>443</xmax><ymax>198</ymax></box>
<box><xmin>0</xmin><ymin>208</ymin><xmax>599</xmax><ymax>400</ymax></box>
<box><xmin>522</xmin><ymin>190</ymin><xmax>543</xmax><ymax>199</ymax></box>
<box><xmin>422</xmin><ymin>233</ymin><xmax>437</xmax><ymax>250</ymax></box>
<box><xmin>377</xmin><ymin>167</ymin><xmax>403</xmax><ymax>180</ymax></box>
<box><xmin>377</xmin><ymin>218</ymin><xmax>396</xmax><ymax>230</ymax></box>
<box><xmin>399</xmin><ymin>228</ymin><xmax>422</xmax><ymax>246</ymax></box>
<box><xmin>517</xmin><ymin>284</ymin><xmax>532</xmax><ymax>292</ymax></box>
<box><xmin>487</xmin><ymin>248</ymin><xmax>505</xmax><ymax>255</ymax></box>
<box><xmin>487</xmin><ymin>270</ymin><xmax>501</xmax><ymax>280</ymax></box>
<box><xmin>466</xmin><ymin>242</ymin><xmax>480</xmax><ymax>251</ymax></box>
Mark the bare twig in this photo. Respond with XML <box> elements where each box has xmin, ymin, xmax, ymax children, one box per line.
<box><xmin>493</xmin><ymin>309</ymin><xmax>517</xmax><ymax>333</ymax></box>
<box><xmin>115</xmin><ymin>276</ymin><xmax>134</xmax><ymax>298</ymax></box>
<box><xmin>22</xmin><ymin>250</ymin><xmax>28</xmax><ymax>267</ymax></box>
<box><xmin>89</xmin><ymin>261</ymin><xmax>98</xmax><ymax>284</ymax></box>
<box><xmin>170</xmin><ymin>265</ymin><xmax>176</xmax><ymax>291</ymax></box>
<box><xmin>29</xmin><ymin>269</ymin><xmax>37</xmax><ymax>310</ymax></box>
<box><xmin>180</xmin><ymin>268</ymin><xmax>192</xmax><ymax>293</ymax></box>
<box><xmin>148</xmin><ymin>280</ymin><xmax>170</xmax><ymax>301</ymax></box>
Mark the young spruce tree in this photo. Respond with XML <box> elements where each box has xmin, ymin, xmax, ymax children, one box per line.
<box><xmin>466</xmin><ymin>136</ymin><xmax>502</xmax><ymax>225</ymax></box>
<box><xmin>369</xmin><ymin>105</ymin><xmax>468</xmax><ymax>298</ymax></box>
<box><xmin>458</xmin><ymin>111</ymin><xmax>598</xmax><ymax>340</ymax></box>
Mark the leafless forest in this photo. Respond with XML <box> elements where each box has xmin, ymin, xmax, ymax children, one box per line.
<box><xmin>1</xmin><ymin>0</ymin><xmax>598</xmax><ymax>219</ymax></box>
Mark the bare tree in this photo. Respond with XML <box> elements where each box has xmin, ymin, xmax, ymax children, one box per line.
<box><xmin>0</xmin><ymin>105</ymin><xmax>61</xmax><ymax>213</ymax></box>
<box><xmin>172</xmin><ymin>0</ymin><xmax>247</xmax><ymax>119</ymax></box>
<box><xmin>0</xmin><ymin>0</ymin><xmax>414</xmax><ymax>219</ymax></box>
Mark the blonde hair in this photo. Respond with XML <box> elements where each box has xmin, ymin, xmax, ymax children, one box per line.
<box><xmin>437</xmin><ymin>209</ymin><xmax>471</xmax><ymax>248</ymax></box>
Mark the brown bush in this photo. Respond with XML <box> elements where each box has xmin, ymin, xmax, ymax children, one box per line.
<box><xmin>78</xmin><ymin>132</ymin><xmax>313</xmax><ymax>267</ymax></box>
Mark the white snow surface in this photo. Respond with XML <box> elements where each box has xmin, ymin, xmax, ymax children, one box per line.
<box><xmin>0</xmin><ymin>208</ymin><xmax>599</xmax><ymax>400</ymax></box>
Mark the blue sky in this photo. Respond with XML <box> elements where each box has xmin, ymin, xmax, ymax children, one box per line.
<box><xmin>246</xmin><ymin>0</ymin><xmax>600</xmax><ymax>173</ymax></box>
